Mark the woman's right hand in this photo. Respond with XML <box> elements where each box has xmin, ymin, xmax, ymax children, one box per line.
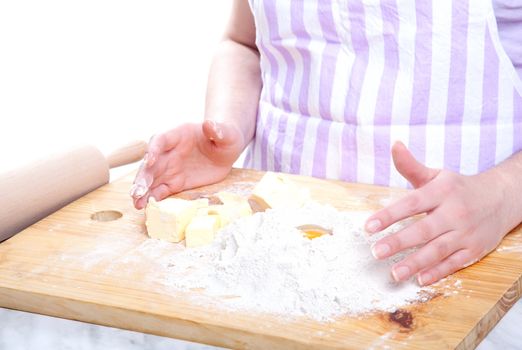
<box><xmin>130</xmin><ymin>120</ymin><xmax>245</xmax><ymax>209</ymax></box>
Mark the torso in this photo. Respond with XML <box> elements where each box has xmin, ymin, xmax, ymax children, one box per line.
<box><xmin>244</xmin><ymin>0</ymin><xmax>522</xmax><ymax>188</ymax></box>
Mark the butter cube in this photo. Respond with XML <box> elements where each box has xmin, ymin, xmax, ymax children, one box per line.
<box><xmin>217</xmin><ymin>192</ymin><xmax>252</xmax><ymax>218</ymax></box>
<box><xmin>198</xmin><ymin>205</ymin><xmax>229</xmax><ymax>227</ymax></box>
<box><xmin>249</xmin><ymin>172</ymin><xmax>310</xmax><ymax>210</ymax></box>
<box><xmin>185</xmin><ymin>215</ymin><xmax>220</xmax><ymax>248</ymax></box>
<box><xmin>145</xmin><ymin>197</ymin><xmax>208</xmax><ymax>242</ymax></box>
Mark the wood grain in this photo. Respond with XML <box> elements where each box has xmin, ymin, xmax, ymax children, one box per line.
<box><xmin>0</xmin><ymin>141</ymin><xmax>147</xmax><ymax>242</ymax></box>
<box><xmin>0</xmin><ymin>168</ymin><xmax>521</xmax><ymax>349</ymax></box>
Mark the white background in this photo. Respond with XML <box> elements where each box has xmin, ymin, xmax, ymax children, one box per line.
<box><xmin>0</xmin><ymin>1</ymin><xmax>232</xmax><ymax>171</ymax></box>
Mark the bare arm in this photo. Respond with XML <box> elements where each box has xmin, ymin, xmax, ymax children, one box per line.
<box><xmin>204</xmin><ymin>0</ymin><xmax>261</xmax><ymax>150</ymax></box>
<box><xmin>131</xmin><ymin>1</ymin><xmax>261</xmax><ymax>208</ymax></box>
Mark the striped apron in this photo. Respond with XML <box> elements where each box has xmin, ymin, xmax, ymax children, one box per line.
<box><xmin>243</xmin><ymin>0</ymin><xmax>522</xmax><ymax>188</ymax></box>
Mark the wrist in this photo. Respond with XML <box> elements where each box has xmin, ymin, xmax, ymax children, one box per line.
<box><xmin>204</xmin><ymin>117</ymin><xmax>252</xmax><ymax>150</ymax></box>
<box><xmin>483</xmin><ymin>161</ymin><xmax>522</xmax><ymax>232</ymax></box>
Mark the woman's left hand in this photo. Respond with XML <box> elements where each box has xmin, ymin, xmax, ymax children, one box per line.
<box><xmin>365</xmin><ymin>142</ymin><xmax>520</xmax><ymax>286</ymax></box>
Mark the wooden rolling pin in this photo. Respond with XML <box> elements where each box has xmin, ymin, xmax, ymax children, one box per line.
<box><xmin>0</xmin><ymin>140</ymin><xmax>147</xmax><ymax>242</ymax></box>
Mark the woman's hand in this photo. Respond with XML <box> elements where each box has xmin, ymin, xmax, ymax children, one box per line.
<box><xmin>365</xmin><ymin>142</ymin><xmax>521</xmax><ymax>286</ymax></box>
<box><xmin>130</xmin><ymin>120</ymin><xmax>245</xmax><ymax>209</ymax></box>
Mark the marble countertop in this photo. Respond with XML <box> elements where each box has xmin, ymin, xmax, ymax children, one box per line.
<box><xmin>1</xmin><ymin>299</ymin><xmax>520</xmax><ymax>349</ymax></box>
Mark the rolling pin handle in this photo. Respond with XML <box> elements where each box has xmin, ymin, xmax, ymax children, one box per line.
<box><xmin>106</xmin><ymin>140</ymin><xmax>148</xmax><ymax>169</ymax></box>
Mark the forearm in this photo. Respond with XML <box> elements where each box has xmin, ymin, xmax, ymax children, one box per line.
<box><xmin>204</xmin><ymin>39</ymin><xmax>261</xmax><ymax>151</ymax></box>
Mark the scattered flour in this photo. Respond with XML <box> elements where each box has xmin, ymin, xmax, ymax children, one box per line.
<box><xmin>52</xmin><ymin>201</ymin><xmax>438</xmax><ymax>322</ymax></box>
<box><xmin>162</xmin><ymin>202</ymin><xmax>430</xmax><ymax>321</ymax></box>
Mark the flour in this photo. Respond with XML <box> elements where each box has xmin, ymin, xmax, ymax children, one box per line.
<box><xmin>52</xmin><ymin>200</ymin><xmax>434</xmax><ymax>322</ymax></box>
<box><xmin>164</xmin><ymin>201</ymin><xmax>430</xmax><ymax>321</ymax></box>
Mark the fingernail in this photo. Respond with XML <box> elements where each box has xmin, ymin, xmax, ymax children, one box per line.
<box><xmin>417</xmin><ymin>273</ymin><xmax>432</xmax><ymax>286</ymax></box>
<box><xmin>365</xmin><ymin>219</ymin><xmax>381</xmax><ymax>234</ymax></box>
<box><xmin>144</xmin><ymin>153</ymin><xmax>155</xmax><ymax>167</ymax></box>
<box><xmin>130</xmin><ymin>183</ymin><xmax>147</xmax><ymax>198</ymax></box>
<box><xmin>129</xmin><ymin>184</ymin><xmax>137</xmax><ymax>197</ymax></box>
<box><xmin>392</xmin><ymin>266</ymin><xmax>411</xmax><ymax>282</ymax></box>
<box><xmin>371</xmin><ymin>243</ymin><xmax>390</xmax><ymax>259</ymax></box>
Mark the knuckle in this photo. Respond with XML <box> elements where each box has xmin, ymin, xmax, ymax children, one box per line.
<box><xmin>459</xmin><ymin>227</ymin><xmax>476</xmax><ymax>241</ymax></box>
<box><xmin>453</xmin><ymin>205</ymin><xmax>471</xmax><ymax>221</ymax></box>
<box><xmin>403</xmin><ymin>254</ymin><xmax>426</xmax><ymax>275</ymax></box>
<box><xmin>438</xmin><ymin>179</ymin><xmax>455</xmax><ymax>195</ymax></box>
<box><xmin>415</xmin><ymin>220</ymin><xmax>433</xmax><ymax>242</ymax></box>
<box><xmin>435</xmin><ymin>241</ymin><xmax>450</xmax><ymax>260</ymax></box>
<box><xmin>376</xmin><ymin>208</ymin><xmax>393</xmax><ymax>228</ymax></box>
<box><xmin>388</xmin><ymin>234</ymin><xmax>405</xmax><ymax>252</ymax></box>
<box><xmin>446</xmin><ymin>253</ymin><xmax>463</xmax><ymax>268</ymax></box>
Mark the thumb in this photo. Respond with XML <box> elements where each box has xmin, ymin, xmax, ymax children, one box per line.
<box><xmin>202</xmin><ymin>120</ymin><xmax>243</xmax><ymax>147</ymax></box>
<box><xmin>392</xmin><ymin>141</ymin><xmax>439</xmax><ymax>188</ymax></box>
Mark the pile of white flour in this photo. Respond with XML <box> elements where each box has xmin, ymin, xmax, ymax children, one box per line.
<box><xmin>164</xmin><ymin>202</ymin><xmax>428</xmax><ymax>321</ymax></box>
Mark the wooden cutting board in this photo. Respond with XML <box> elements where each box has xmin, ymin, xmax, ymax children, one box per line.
<box><xmin>0</xmin><ymin>169</ymin><xmax>521</xmax><ymax>349</ymax></box>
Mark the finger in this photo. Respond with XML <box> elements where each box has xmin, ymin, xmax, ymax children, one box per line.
<box><xmin>417</xmin><ymin>249</ymin><xmax>476</xmax><ymax>286</ymax></box>
<box><xmin>134</xmin><ymin>193</ymin><xmax>150</xmax><ymax>210</ymax></box>
<box><xmin>150</xmin><ymin>176</ymin><xmax>185</xmax><ymax>201</ymax></box>
<box><xmin>144</xmin><ymin>149</ymin><xmax>183</xmax><ymax>187</ymax></box>
<box><xmin>392</xmin><ymin>141</ymin><xmax>439</xmax><ymax>189</ymax></box>
<box><xmin>134</xmin><ymin>180</ymin><xmax>182</xmax><ymax>209</ymax></box>
<box><xmin>150</xmin><ymin>172</ymin><xmax>183</xmax><ymax>195</ymax></box>
<box><xmin>147</xmin><ymin>128</ymin><xmax>185</xmax><ymax>162</ymax></box>
<box><xmin>130</xmin><ymin>163</ymin><xmax>154</xmax><ymax>199</ymax></box>
<box><xmin>365</xmin><ymin>182</ymin><xmax>441</xmax><ymax>234</ymax></box>
<box><xmin>390</xmin><ymin>230</ymin><xmax>463</xmax><ymax>282</ymax></box>
<box><xmin>148</xmin><ymin>184</ymin><xmax>174</xmax><ymax>202</ymax></box>
<box><xmin>371</xmin><ymin>214</ymin><xmax>447</xmax><ymax>259</ymax></box>
<box><xmin>142</xmin><ymin>151</ymin><xmax>155</xmax><ymax>168</ymax></box>
<box><xmin>148</xmin><ymin>160</ymin><xmax>184</xmax><ymax>192</ymax></box>
<box><xmin>202</xmin><ymin>120</ymin><xmax>242</xmax><ymax>147</ymax></box>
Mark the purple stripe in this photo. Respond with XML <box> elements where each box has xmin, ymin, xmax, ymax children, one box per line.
<box><xmin>408</xmin><ymin>2</ymin><xmax>433</xmax><ymax>165</ymax></box>
<box><xmin>243</xmin><ymin>118</ymin><xmax>258</xmax><ymax>169</ymax></box>
<box><xmin>290</xmin><ymin>1</ymin><xmax>312</xmax><ymax>117</ymax></box>
<box><xmin>243</xmin><ymin>117</ymin><xmax>260</xmax><ymax>169</ymax></box>
<box><xmin>514</xmin><ymin>89</ymin><xmax>522</xmax><ymax>154</ymax></box>
<box><xmin>341</xmin><ymin>0</ymin><xmax>368</xmax><ymax>182</ymax></box>
<box><xmin>263</xmin><ymin>1</ymin><xmax>296</xmax><ymax>112</ymax></box>
<box><xmin>478</xmin><ymin>28</ymin><xmax>499</xmax><ymax>172</ymax></box>
<box><xmin>290</xmin><ymin>117</ymin><xmax>309</xmax><ymax>174</ymax></box>
<box><xmin>260</xmin><ymin>112</ymin><xmax>274</xmax><ymax>171</ymax></box>
<box><xmin>444</xmin><ymin>0</ymin><xmax>469</xmax><ymax>173</ymax></box>
<box><xmin>312</xmin><ymin>120</ymin><xmax>331</xmax><ymax>178</ymax></box>
<box><xmin>243</xmin><ymin>145</ymin><xmax>252</xmax><ymax>168</ymax></box>
<box><xmin>373</xmin><ymin>0</ymin><xmax>400</xmax><ymax>186</ymax></box>
<box><xmin>341</xmin><ymin>124</ymin><xmax>357</xmax><ymax>182</ymax></box>
<box><xmin>273</xmin><ymin>114</ymin><xmax>288</xmax><ymax>172</ymax></box>
<box><xmin>257</xmin><ymin>40</ymin><xmax>279</xmax><ymax>107</ymax></box>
